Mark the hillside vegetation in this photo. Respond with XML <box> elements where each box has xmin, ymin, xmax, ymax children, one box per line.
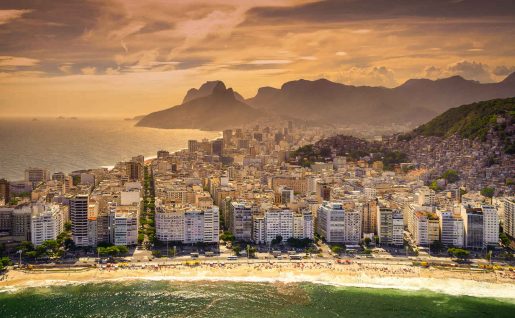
<box><xmin>412</xmin><ymin>98</ymin><xmax>515</xmax><ymax>140</ymax></box>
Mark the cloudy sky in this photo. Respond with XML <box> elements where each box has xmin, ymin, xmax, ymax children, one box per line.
<box><xmin>1</xmin><ymin>0</ymin><xmax>514</xmax><ymax>117</ymax></box>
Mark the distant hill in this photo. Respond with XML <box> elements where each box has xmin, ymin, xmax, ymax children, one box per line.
<box><xmin>412</xmin><ymin>97</ymin><xmax>515</xmax><ymax>140</ymax></box>
<box><xmin>183</xmin><ymin>80</ymin><xmax>245</xmax><ymax>103</ymax></box>
<box><xmin>246</xmin><ymin>73</ymin><xmax>515</xmax><ymax>125</ymax></box>
<box><xmin>136</xmin><ymin>82</ymin><xmax>262</xmax><ymax>131</ymax></box>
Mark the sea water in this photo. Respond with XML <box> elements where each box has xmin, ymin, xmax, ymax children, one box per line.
<box><xmin>0</xmin><ymin>118</ymin><xmax>220</xmax><ymax>180</ymax></box>
<box><xmin>0</xmin><ymin>281</ymin><xmax>513</xmax><ymax>317</ymax></box>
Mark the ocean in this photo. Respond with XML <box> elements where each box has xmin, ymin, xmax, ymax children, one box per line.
<box><xmin>0</xmin><ymin>118</ymin><xmax>220</xmax><ymax>180</ymax></box>
<box><xmin>0</xmin><ymin>281</ymin><xmax>513</xmax><ymax>317</ymax></box>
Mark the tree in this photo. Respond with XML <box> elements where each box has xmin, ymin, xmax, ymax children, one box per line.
<box><xmin>287</xmin><ymin>237</ymin><xmax>312</xmax><ymax>248</ymax></box>
<box><xmin>429</xmin><ymin>180</ymin><xmax>443</xmax><ymax>192</ymax></box>
<box><xmin>485</xmin><ymin>250</ymin><xmax>493</xmax><ymax>262</ymax></box>
<box><xmin>248</xmin><ymin>246</ymin><xmax>257</xmax><ymax>258</ymax></box>
<box><xmin>501</xmin><ymin>251</ymin><xmax>513</xmax><ymax>261</ymax></box>
<box><xmin>442</xmin><ymin>170</ymin><xmax>460</xmax><ymax>183</ymax></box>
<box><xmin>499</xmin><ymin>232</ymin><xmax>511</xmax><ymax>247</ymax></box>
<box><xmin>220</xmin><ymin>231</ymin><xmax>235</xmax><ymax>243</ymax></box>
<box><xmin>331</xmin><ymin>246</ymin><xmax>342</xmax><ymax>255</ymax></box>
<box><xmin>480</xmin><ymin>187</ymin><xmax>495</xmax><ymax>203</ymax></box>
<box><xmin>448</xmin><ymin>248</ymin><xmax>470</xmax><ymax>260</ymax></box>
<box><xmin>232</xmin><ymin>246</ymin><xmax>241</xmax><ymax>256</ymax></box>
<box><xmin>0</xmin><ymin>256</ymin><xmax>12</xmax><ymax>271</ymax></box>
<box><xmin>271</xmin><ymin>235</ymin><xmax>283</xmax><ymax>245</ymax></box>
<box><xmin>363</xmin><ymin>237</ymin><xmax>371</xmax><ymax>247</ymax></box>
<box><xmin>18</xmin><ymin>241</ymin><xmax>34</xmax><ymax>253</ymax></box>
<box><xmin>152</xmin><ymin>250</ymin><xmax>162</xmax><ymax>258</ymax></box>
<box><xmin>430</xmin><ymin>240</ymin><xmax>444</xmax><ymax>253</ymax></box>
<box><xmin>64</xmin><ymin>222</ymin><xmax>72</xmax><ymax>232</ymax></box>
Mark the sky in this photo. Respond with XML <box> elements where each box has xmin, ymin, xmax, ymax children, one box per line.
<box><xmin>1</xmin><ymin>0</ymin><xmax>514</xmax><ymax>117</ymax></box>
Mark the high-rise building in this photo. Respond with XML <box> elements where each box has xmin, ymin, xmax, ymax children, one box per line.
<box><xmin>294</xmin><ymin>210</ymin><xmax>314</xmax><ymax>240</ymax></box>
<box><xmin>264</xmin><ymin>209</ymin><xmax>294</xmax><ymax>244</ymax></box>
<box><xmin>461</xmin><ymin>205</ymin><xmax>483</xmax><ymax>249</ymax></box>
<box><xmin>0</xmin><ymin>207</ymin><xmax>13</xmax><ymax>234</ymax></box>
<box><xmin>277</xmin><ymin>186</ymin><xmax>294</xmax><ymax>206</ymax></box>
<box><xmin>438</xmin><ymin>210</ymin><xmax>464</xmax><ymax>247</ymax></box>
<box><xmin>156</xmin><ymin>205</ymin><xmax>185</xmax><ymax>242</ymax></box>
<box><xmin>482</xmin><ymin>205</ymin><xmax>499</xmax><ymax>248</ymax></box>
<box><xmin>252</xmin><ymin>216</ymin><xmax>265</xmax><ymax>244</ymax></box>
<box><xmin>343</xmin><ymin>210</ymin><xmax>362</xmax><ymax>244</ymax></box>
<box><xmin>51</xmin><ymin>172</ymin><xmax>66</xmax><ymax>182</ymax></box>
<box><xmin>211</xmin><ymin>139</ymin><xmax>224</xmax><ymax>156</ymax></box>
<box><xmin>31</xmin><ymin>204</ymin><xmax>65</xmax><ymax>246</ymax></box>
<box><xmin>109</xmin><ymin>205</ymin><xmax>139</xmax><ymax>246</ymax></box>
<box><xmin>25</xmin><ymin>167</ymin><xmax>49</xmax><ymax>187</ymax></box>
<box><xmin>392</xmin><ymin>212</ymin><xmax>404</xmax><ymax>246</ymax></box>
<box><xmin>362</xmin><ymin>199</ymin><xmax>378</xmax><ymax>235</ymax></box>
<box><xmin>12</xmin><ymin>205</ymin><xmax>32</xmax><ymax>240</ymax></box>
<box><xmin>188</xmin><ymin>140</ymin><xmax>199</xmax><ymax>153</ymax></box>
<box><xmin>223</xmin><ymin>129</ymin><xmax>232</xmax><ymax>146</ymax></box>
<box><xmin>70</xmin><ymin>194</ymin><xmax>89</xmax><ymax>247</ymax></box>
<box><xmin>0</xmin><ymin>179</ymin><xmax>10</xmax><ymax>204</ymax></box>
<box><xmin>409</xmin><ymin>211</ymin><xmax>440</xmax><ymax>246</ymax></box>
<box><xmin>504</xmin><ymin>198</ymin><xmax>515</xmax><ymax>238</ymax></box>
<box><xmin>377</xmin><ymin>207</ymin><xmax>404</xmax><ymax>246</ymax></box>
<box><xmin>157</xmin><ymin>150</ymin><xmax>170</xmax><ymax>159</ymax></box>
<box><xmin>317</xmin><ymin>201</ymin><xmax>361</xmax><ymax>244</ymax></box>
<box><xmin>155</xmin><ymin>204</ymin><xmax>219</xmax><ymax>244</ymax></box>
<box><xmin>126</xmin><ymin>159</ymin><xmax>143</xmax><ymax>181</ymax></box>
<box><xmin>229</xmin><ymin>201</ymin><xmax>256</xmax><ymax>241</ymax></box>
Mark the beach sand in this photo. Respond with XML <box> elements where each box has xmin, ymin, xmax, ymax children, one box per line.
<box><xmin>1</xmin><ymin>262</ymin><xmax>514</xmax><ymax>299</ymax></box>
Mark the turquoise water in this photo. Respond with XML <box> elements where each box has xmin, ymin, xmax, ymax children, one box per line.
<box><xmin>0</xmin><ymin>281</ymin><xmax>513</xmax><ymax>317</ymax></box>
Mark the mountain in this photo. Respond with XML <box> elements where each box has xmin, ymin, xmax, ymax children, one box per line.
<box><xmin>183</xmin><ymin>81</ymin><xmax>245</xmax><ymax>103</ymax></box>
<box><xmin>246</xmin><ymin>73</ymin><xmax>515</xmax><ymax>125</ymax></box>
<box><xmin>137</xmin><ymin>82</ymin><xmax>262</xmax><ymax>130</ymax></box>
<box><xmin>412</xmin><ymin>97</ymin><xmax>515</xmax><ymax>140</ymax></box>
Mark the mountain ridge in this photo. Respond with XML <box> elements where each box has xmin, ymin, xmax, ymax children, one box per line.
<box><xmin>136</xmin><ymin>82</ymin><xmax>261</xmax><ymax>131</ymax></box>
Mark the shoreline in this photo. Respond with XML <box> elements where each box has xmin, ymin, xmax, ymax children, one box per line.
<box><xmin>1</xmin><ymin>262</ymin><xmax>514</xmax><ymax>301</ymax></box>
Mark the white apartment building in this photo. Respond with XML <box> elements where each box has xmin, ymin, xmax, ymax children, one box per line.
<box><xmin>155</xmin><ymin>204</ymin><xmax>219</xmax><ymax>244</ymax></box>
<box><xmin>252</xmin><ymin>216</ymin><xmax>265</xmax><ymax>244</ymax></box>
<box><xmin>293</xmin><ymin>210</ymin><xmax>314</xmax><ymax>240</ymax></box>
<box><xmin>184</xmin><ymin>210</ymin><xmax>204</xmax><ymax>244</ymax></box>
<box><xmin>392</xmin><ymin>213</ymin><xmax>404</xmax><ymax>246</ymax></box>
<box><xmin>343</xmin><ymin>210</ymin><xmax>361</xmax><ymax>244</ymax></box>
<box><xmin>438</xmin><ymin>210</ymin><xmax>464</xmax><ymax>247</ymax></box>
<box><xmin>109</xmin><ymin>205</ymin><xmax>139</xmax><ymax>246</ymax></box>
<box><xmin>317</xmin><ymin>201</ymin><xmax>345</xmax><ymax>243</ymax></box>
<box><xmin>317</xmin><ymin>201</ymin><xmax>361</xmax><ymax>244</ymax></box>
<box><xmin>31</xmin><ymin>204</ymin><xmax>65</xmax><ymax>246</ymax></box>
<box><xmin>409</xmin><ymin>211</ymin><xmax>440</xmax><ymax>246</ymax></box>
<box><xmin>482</xmin><ymin>205</ymin><xmax>499</xmax><ymax>247</ymax></box>
<box><xmin>264</xmin><ymin>209</ymin><xmax>294</xmax><ymax>243</ymax></box>
<box><xmin>156</xmin><ymin>206</ymin><xmax>185</xmax><ymax>242</ymax></box>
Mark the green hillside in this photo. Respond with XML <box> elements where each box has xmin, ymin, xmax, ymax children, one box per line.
<box><xmin>412</xmin><ymin>97</ymin><xmax>515</xmax><ymax>140</ymax></box>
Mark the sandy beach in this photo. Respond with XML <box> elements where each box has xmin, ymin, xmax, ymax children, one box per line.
<box><xmin>1</xmin><ymin>261</ymin><xmax>514</xmax><ymax>300</ymax></box>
